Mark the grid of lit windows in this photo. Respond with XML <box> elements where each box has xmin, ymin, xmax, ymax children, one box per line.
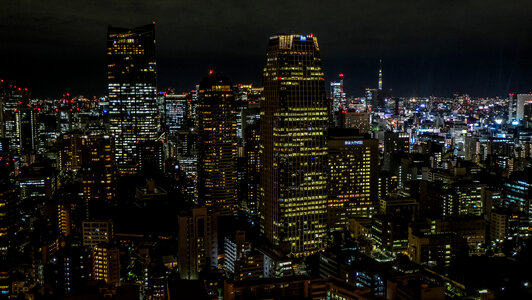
<box><xmin>197</xmin><ymin>74</ymin><xmax>238</xmax><ymax>216</ymax></box>
<box><xmin>327</xmin><ymin>134</ymin><xmax>378</xmax><ymax>231</ymax></box>
<box><xmin>107</xmin><ymin>24</ymin><xmax>159</xmax><ymax>168</ymax></box>
<box><xmin>261</xmin><ymin>34</ymin><xmax>328</xmax><ymax>257</ymax></box>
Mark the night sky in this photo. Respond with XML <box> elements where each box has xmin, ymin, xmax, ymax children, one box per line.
<box><xmin>1</xmin><ymin>0</ymin><xmax>532</xmax><ymax>98</ymax></box>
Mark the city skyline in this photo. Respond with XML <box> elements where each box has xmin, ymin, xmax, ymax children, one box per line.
<box><xmin>1</xmin><ymin>1</ymin><xmax>532</xmax><ymax>98</ymax></box>
<box><xmin>2</xmin><ymin>2</ymin><xmax>532</xmax><ymax>299</ymax></box>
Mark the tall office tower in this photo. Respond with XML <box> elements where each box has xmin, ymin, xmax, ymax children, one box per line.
<box><xmin>234</xmin><ymin>85</ymin><xmax>262</xmax><ymax>216</ymax></box>
<box><xmin>234</xmin><ymin>84</ymin><xmax>252</xmax><ymax>142</ymax></box>
<box><xmin>178</xmin><ymin>207</ymin><xmax>218</xmax><ymax>280</ymax></box>
<box><xmin>261</xmin><ymin>34</ymin><xmax>328</xmax><ymax>257</ymax></box>
<box><xmin>58</xmin><ymin>133</ymin><xmax>84</xmax><ymax>173</ymax></box>
<box><xmin>0</xmin><ymin>82</ymin><xmax>34</xmax><ymax>155</ymax></box>
<box><xmin>165</xmin><ymin>91</ymin><xmax>197</xmax><ymax>177</ymax></box>
<box><xmin>15</xmin><ymin>107</ymin><xmax>38</xmax><ymax>155</ymax></box>
<box><xmin>107</xmin><ymin>24</ymin><xmax>159</xmax><ymax>171</ymax></box>
<box><xmin>196</xmin><ymin>73</ymin><xmax>237</xmax><ymax>215</ymax></box>
<box><xmin>516</xmin><ymin>94</ymin><xmax>532</xmax><ymax>122</ymax></box>
<box><xmin>164</xmin><ymin>91</ymin><xmax>189</xmax><ymax>136</ymax></box>
<box><xmin>80</xmin><ymin>135</ymin><xmax>117</xmax><ymax>220</ymax></box>
<box><xmin>244</xmin><ymin>102</ymin><xmax>261</xmax><ymax>216</ymax></box>
<box><xmin>0</xmin><ymin>81</ymin><xmax>30</xmax><ymax>154</ymax></box>
<box><xmin>327</xmin><ymin>129</ymin><xmax>378</xmax><ymax>230</ymax></box>
<box><xmin>330</xmin><ymin>74</ymin><xmax>346</xmax><ymax>125</ymax></box>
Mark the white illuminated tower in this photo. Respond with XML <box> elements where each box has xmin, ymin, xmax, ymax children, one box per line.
<box><xmin>107</xmin><ymin>24</ymin><xmax>159</xmax><ymax>171</ymax></box>
<box><xmin>330</xmin><ymin>73</ymin><xmax>346</xmax><ymax>113</ymax></box>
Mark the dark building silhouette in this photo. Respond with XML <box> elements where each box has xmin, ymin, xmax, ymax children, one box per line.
<box><xmin>197</xmin><ymin>72</ymin><xmax>238</xmax><ymax>215</ymax></box>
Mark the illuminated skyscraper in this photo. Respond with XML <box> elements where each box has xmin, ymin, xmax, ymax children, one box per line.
<box><xmin>330</xmin><ymin>74</ymin><xmax>346</xmax><ymax>126</ymax></box>
<box><xmin>15</xmin><ymin>107</ymin><xmax>38</xmax><ymax>155</ymax></box>
<box><xmin>178</xmin><ymin>207</ymin><xmax>218</xmax><ymax>280</ymax></box>
<box><xmin>330</xmin><ymin>73</ymin><xmax>345</xmax><ymax>113</ymax></box>
<box><xmin>327</xmin><ymin>129</ymin><xmax>378</xmax><ymax>230</ymax></box>
<box><xmin>80</xmin><ymin>135</ymin><xmax>117</xmax><ymax>219</ymax></box>
<box><xmin>0</xmin><ymin>81</ymin><xmax>32</xmax><ymax>155</ymax></box>
<box><xmin>107</xmin><ymin>24</ymin><xmax>159</xmax><ymax>170</ymax></box>
<box><xmin>516</xmin><ymin>94</ymin><xmax>532</xmax><ymax>122</ymax></box>
<box><xmin>197</xmin><ymin>72</ymin><xmax>238</xmax><ymax>215</ymax></box>
<box><xmin>261</xmin><ymin>34</ymin><xmax>328</xmax><ymax>257</ymax></box>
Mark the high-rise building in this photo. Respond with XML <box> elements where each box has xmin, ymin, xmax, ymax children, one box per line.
<box><xmin>330</xmin><ymin>74</ymin><xmax>346</xmax><ymax>123</ymax></box>
<box><xmin>80</xmin><ymin>135</ymin><xmax>117</xmax><ymax>220</ymax></box>
<box><xmin>177</xmin><ymin>207</ymin><xmax>218</xmax><ymax>280</ymax></box>
<box><xmin>327</xmin><ymin>129</ymin><xmax>379</xmax><ymax>230</ymax></box>
<box><xmin>196</xmin><ymin>72</ymin><xmax>237</xmax><ymax>215</ymax></box>
<box><xmin>0</xmin><ymin>81</ymin><xmax>30</xmax><ymax>154</ymax></box>
<box><xmin>58</xmin><ymin>132</ymin><xmax>83</xmax><ymax>173</ymax></box>
<box><xmin>164</xmin><ymin>91</ymin><xmax>189</xmax><ymax>136</ymax></box>
<box><xmin>15</xmin><ymin>107</ymin><xmax>38</xmax><ymax>155</ymax></box>
<box><xmin>243</xmin><ymin>102</ymin><xmax>261</xmax><ymax>216</ymax></box>
<box><xmin>261</xmin><ymin>34</ymin><xmax>328</xmax><ymax>257</ymax></box>
<box><xmin>516</xmin><ymin>94</ymin><xmax>532</xmax><ymax>122</ymax></box>
<box><xmin>92</xmin><ymin>245</ymin><xmax>120</xmax><ymax>286</ymax></box>
<box><xmin>107</xmin><ymin>24</ymin><xmax>159</xmax><ymax>170</ymax></box>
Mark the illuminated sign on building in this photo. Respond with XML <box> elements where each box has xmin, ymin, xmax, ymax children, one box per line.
<box><xmin>344</xmin><ymin>140</ymin><xmax>363</xmax><ymax>146</ymax></box>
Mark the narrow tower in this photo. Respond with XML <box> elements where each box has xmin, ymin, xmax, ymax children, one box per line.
<box><xmin>196</xmin><ymin>72</ymin><xmax>238</xmax><ymax>216</ymax></box>
<box><xmin>378</xmin><ymin>59</ymin><xmax>383</xmax><ymax>90</ymax></box>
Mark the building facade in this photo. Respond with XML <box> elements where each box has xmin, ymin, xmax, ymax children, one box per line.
<box><xmin>327</xmin><ymin>129</ymin><xmax>379</xmax><ymax>230</ymax></box>
<box><xmin>196</xmin><ymin>73</ymin><xmax>238</xmax><ymax>215</ymax></box>
<box><xmin>107</xmin><ymin>24</ymin><xmax>159</xmax><ymax>169</ymax></box>
<box><xmin>261</xmin><ymin>34</ymin><xmax>328</xmax><ymax>257</ymax></box>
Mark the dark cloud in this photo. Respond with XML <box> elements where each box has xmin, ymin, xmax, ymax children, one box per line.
<box><xmin>1</xmin><ymin>0</ymin><xmax>532</xmax><ymax>97</ymax></box>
